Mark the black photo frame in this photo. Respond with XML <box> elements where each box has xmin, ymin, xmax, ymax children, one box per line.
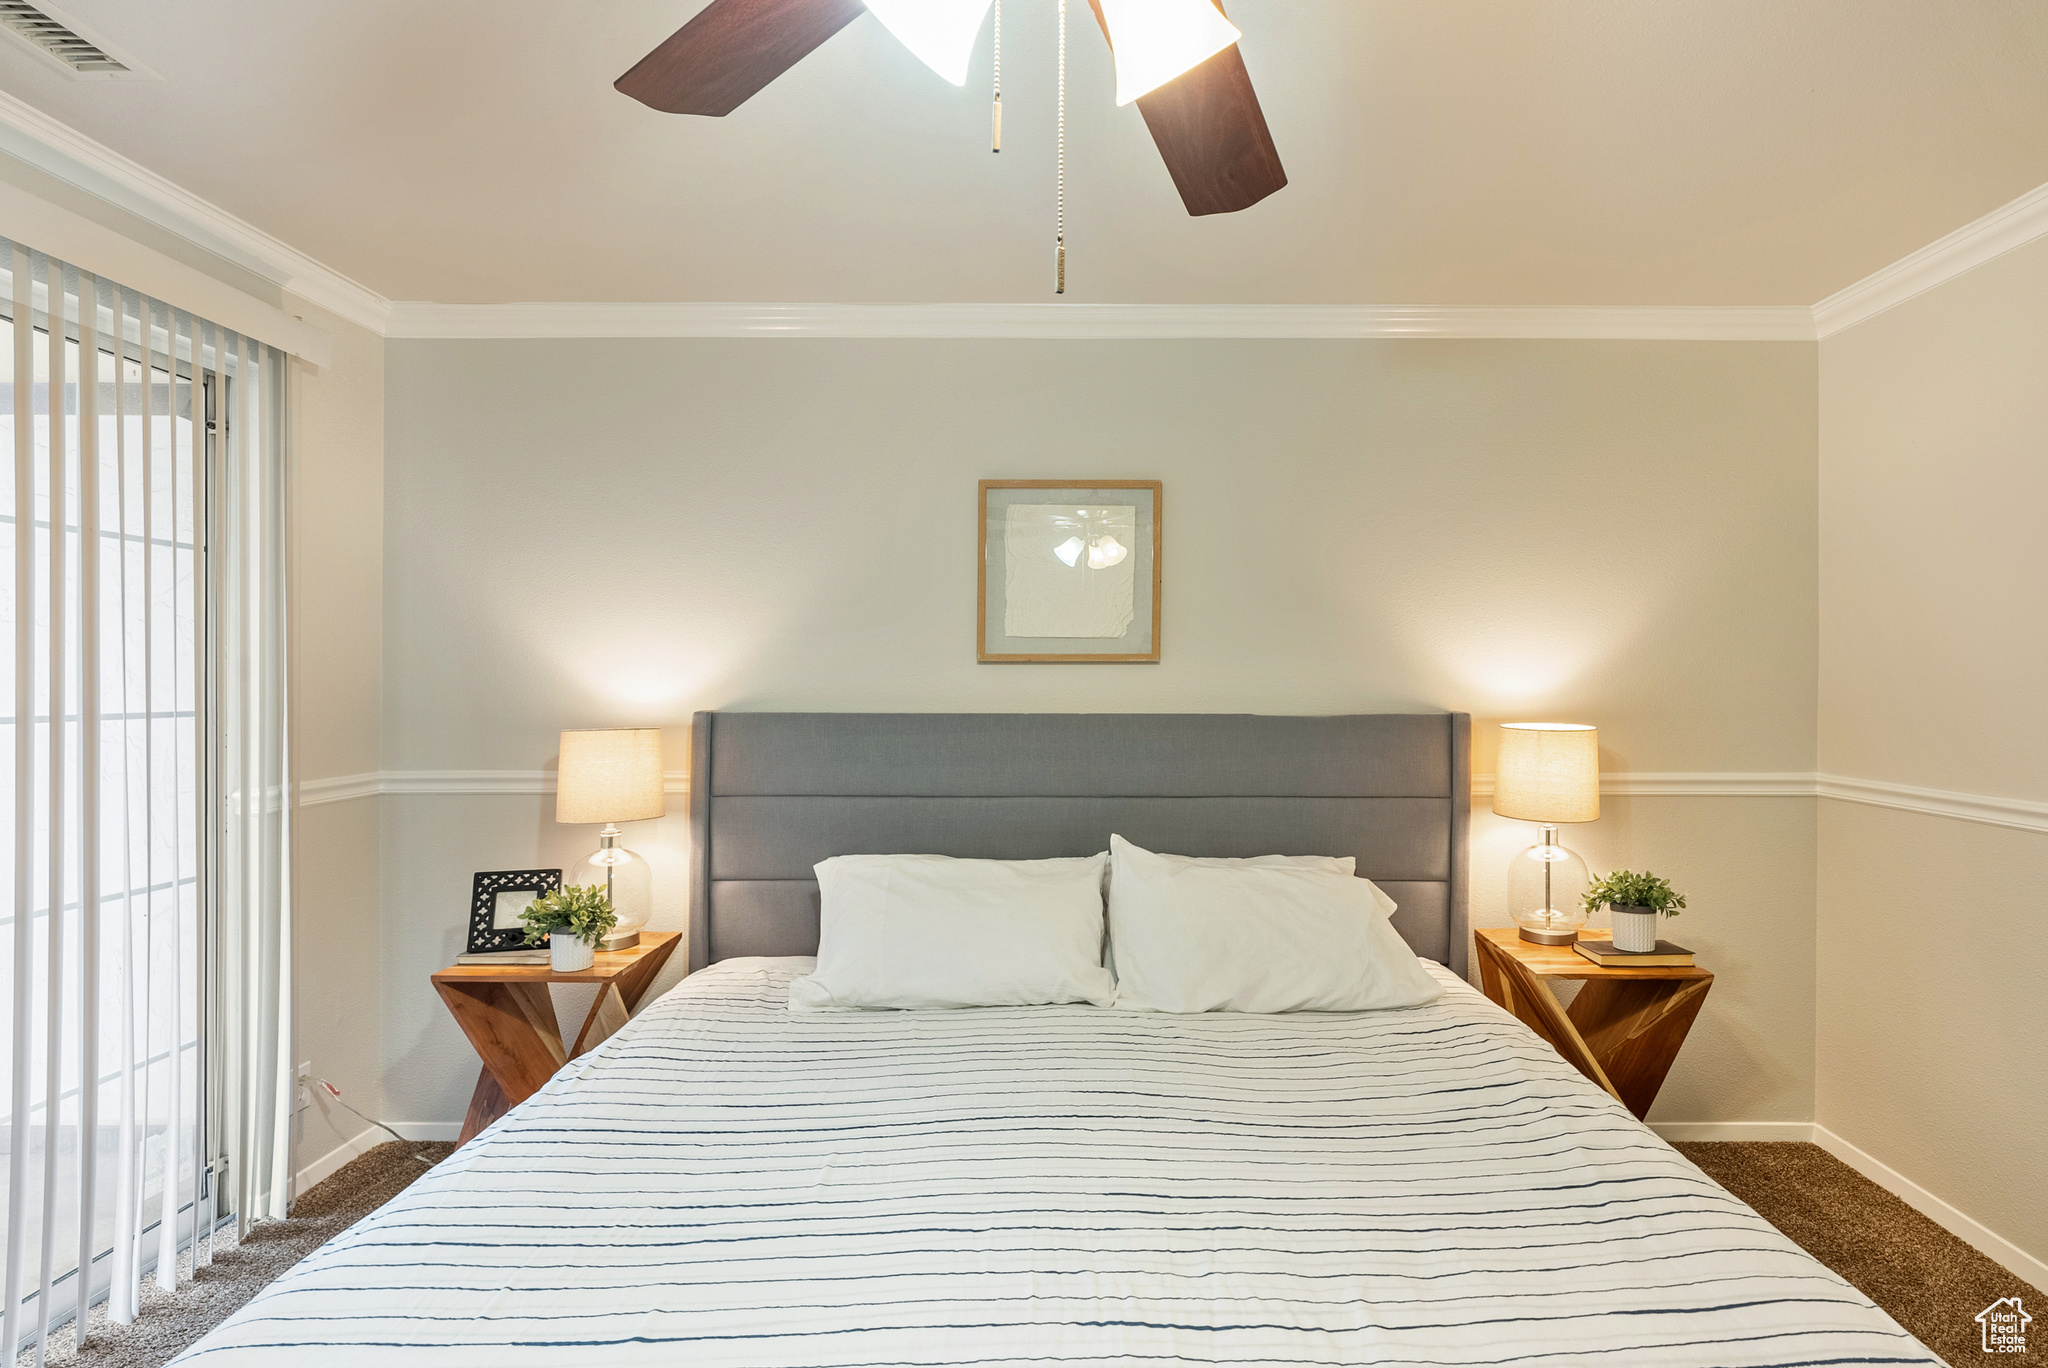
<box><xmin>467</xmin><ymin>869</ymin><xmax>563</xmax><ymax>954</ymax></box>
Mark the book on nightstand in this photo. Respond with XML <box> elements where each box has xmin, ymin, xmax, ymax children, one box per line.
<box><xmin>1573</xmin><ymin>940</ymin><xmax>1694</xmax><ymax>967</ymax></box>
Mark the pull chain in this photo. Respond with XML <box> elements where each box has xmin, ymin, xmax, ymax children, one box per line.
<box><xmin>991</xmin><ymin>0</ymin><xmax>1001</xmax><ymax>152</ymax></box>
<box><xmin>1055</xmin><ymin>0</ymin><xmax>1066</xmax><ymax>294</ymax></box>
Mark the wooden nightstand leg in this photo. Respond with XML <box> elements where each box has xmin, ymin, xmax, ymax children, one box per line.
<box><xmin>1473</xmin><ymin>934</ymin><xmax>1623</xmax><ymax>1105</ymax></box>
<box><xmin>571</xmin><ymin>935</ymin><xmax>680</xmax><ymax>1055</ymax></box>
<box><xmin>432</xmin><ymin>932</ymin><xmax>683</xmax><ymax>1150</ymax></box>
<box><xmin>1474</xmin><ymin>934</ymin><xmax>1507</xmax><ymax>1005</ymax></box>
<box><xmin>1567</xmin><ymin>974</ymin><xmax>1714</xmax><ymax>1120</ymax></box>
<box><xmin>434</xmin><ymin>978</ymin><xmax>568</xmax><ymax>1103</ymax></box>
<box><xmin>457</xmin><ymin>1067</ymin><xmax>510</xmax><ymax>1147</ymax></box>
<box><xmin>572</xmin><ymin>983</ymin><xmax>631</xmax><ymax>1057</ymax></box>
<box><xmin>610</xmin><ymin>945</ymin><xmax>673</xmax><ymax>1013</ymax></box>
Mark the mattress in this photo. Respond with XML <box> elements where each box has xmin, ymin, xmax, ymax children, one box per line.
<box><xmin>175</xmin><ymin>958</ymin><xmax>1938</xmax><ymax>1366</ymax></box>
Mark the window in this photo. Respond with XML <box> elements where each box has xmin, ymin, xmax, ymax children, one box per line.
<box><xmin>3</xmin><ymin>244</ymin><xmax>290</xmax><ymax>1360</ymax></box>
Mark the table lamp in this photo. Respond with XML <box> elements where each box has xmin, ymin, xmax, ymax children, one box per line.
<box><xmin>1492</xmin><ymin>722</ymin><xmax>1600</xmax><ymax>945</ymax></box>
<box><xmin>556</xmin><ymin>727</ymin><xmax>665</xmax><ymax>950</ymax></box>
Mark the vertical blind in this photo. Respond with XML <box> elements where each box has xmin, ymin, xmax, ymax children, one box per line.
<box><xmin>0</xmin><ymin>240</ymin><xmax>292</xmax><ymax>1362</ymax></box>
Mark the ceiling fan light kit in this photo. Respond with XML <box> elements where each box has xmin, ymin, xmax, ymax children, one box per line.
<box><xmin>863</xmin><ymin>0</ymin><xmax>994</xmax><ymax>85</ymax></box>
<box><xmin>616</xmin><ymin>0</ymin><xmax>1286</xmax><ymax>292</ymax></box>
<box><xmin>1094</xmin><ymin>0</ymin><xmax>1240</xmax><ymax>105</ymax></box>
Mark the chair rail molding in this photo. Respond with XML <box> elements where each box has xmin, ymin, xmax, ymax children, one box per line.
<box><xmin>1471</xmin><ymin>772</ymin><xmax>1821</xmax><ymax>798</ymax></box>
<box><xmin>297</xmin><ymin>770</ymin><xmax>690</xmax><ymax>806</ymax></box>
<box><xmin>1814</xmin><ymin>773</ymin><xmax>2048</xmax><ymax>835</ymax></box>
<box><xmin>303</xmin><ymin>769</ymin><xmax>2046</xmax><ymax>833</ymax></box>
<box><xmin>1467</xmin><ymin>771</ymin><xmax>2048</xmax><ymax>834</ymax></box>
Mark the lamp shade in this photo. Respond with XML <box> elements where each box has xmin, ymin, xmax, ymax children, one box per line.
<box><xmin>1096</xmin><ymin>0</ymin><xmax>1242</xmax><ymax>106</ymax></box>
<box><xmin>1491</xmin><ymin>723</ymin><xmax>1599</xmax><ymax>824</ymax></box>
<box><xmin>555</xmin><ymin>728</ymin><xmax>666</xmax><ymax>825</ymax></box>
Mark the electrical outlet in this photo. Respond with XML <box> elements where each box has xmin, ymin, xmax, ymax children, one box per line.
<box><xmin>295</xmin><ymin>1060</ymin><xmax>312</xmax><ymax>1114</ymax></box>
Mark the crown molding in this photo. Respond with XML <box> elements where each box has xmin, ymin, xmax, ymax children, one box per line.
<box><xmin>1</xmin><ymin>86</ymin><xmax>2037</xmax><ymax>345</ymax></box>
<box><xmin>383</xmin><ymin>301</ymin><xmax>1818</xmax><ymax>342</ymax></box>
<box><xmin>1813</xmin><ymin>179</ymin><xmax>2048</xmax><ymax>338</ymax></box>
<box><xmin>0</xmin><ymin>87</ymin><xmax>390</xmax><ymax>336</ymax></box>
<box><xmin>0</xmin><ymin>179</ymin><xmax>332</xmax><ymax>365</ymax></box>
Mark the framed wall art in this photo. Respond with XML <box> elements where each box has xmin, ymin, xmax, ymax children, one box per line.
<box><xmin>466</xmin><ymin>868</ymin><xmax>563</xmax><ymax>954</ymax></box>
<box><xmin>979</xmin><ymin>480</ymin><xmax>1162</xmax><ymax>663</ymax></box>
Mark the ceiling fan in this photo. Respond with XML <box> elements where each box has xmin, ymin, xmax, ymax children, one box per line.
<box><xmin>614</xmin><ymin>0</ymin><xmax>1287</xmax><ymax>219</ymax></box>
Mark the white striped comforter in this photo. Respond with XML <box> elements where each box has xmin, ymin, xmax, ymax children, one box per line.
<box><xmin>176</xmin><ymin>957</ymin><xmax>1937</xmax><ymax>1367</ymax></box>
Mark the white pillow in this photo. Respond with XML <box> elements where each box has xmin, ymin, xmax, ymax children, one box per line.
<box><xmin>789</xmin><ymin>853</ymin><xmax>1114</xmax><ymax>1010</ymax></box>
<box><xmin>1110</xmin><ymin>847</ymin><xmax>1402</xmax><ymax>921</ymax></box>
<box><xmin>1107</xmin><ymin>834</ymin><xmax>1444</xmax><ymax>1014</ymax></box>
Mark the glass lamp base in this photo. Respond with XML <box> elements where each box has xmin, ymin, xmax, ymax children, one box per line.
<box><xmin>1507</xmin><ymin>828</ymin><xmax>1591</xmax><ymax>947</ymax></box>
<box><xmin>571</xmin><ymin>831</ymin><xmax>653</xmax><ymax>950</ymax></box>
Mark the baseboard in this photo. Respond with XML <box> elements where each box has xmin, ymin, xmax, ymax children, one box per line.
<box><xmin>1649</xmin><ymin>1121</ymin><xmax>1817</xmax><ymax>1142</ymax></box>
<box><xmin>1811</xmin><ymin>1125</ymin><xmax>2048</xmax><ymax>1291</ymax></box>
<box><xmin>1652</xmin><ymin>1120</ymin><xmax>2048</xmax><ymax>1287</ymax></box>
<box><xmin>296</xmin><ymin>1121</ymin><xmax>465</xmax><ymax>1195</ymax></box>
<box><xmin>389</xmin><ymin>1122</ymin><xmax>462</xmax><ymax>1142</ymax></box>
<box><xmin>295</xmin><ymin>1124</ymin><xmax>385</xmax><ymax>1195</ymax></box>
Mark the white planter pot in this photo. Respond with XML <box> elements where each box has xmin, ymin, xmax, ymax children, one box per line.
<box><xmin>550</xmin><ymin>932</ymin><xmax>595</xmax><ymax>972</ymax></box>
<box><xmin>1610</xmin><ymin>906</ymin><xmax>1659</xmax><ymax>953</ymax></box>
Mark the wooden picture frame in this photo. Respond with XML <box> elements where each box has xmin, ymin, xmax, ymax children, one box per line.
<box><xmin>978</xmin><ymin>480</ymin><xmax>1162</xmax><ymax>663</ymax></box>
<box><xmin>466</xmin><ymin>869</ymin><xmax>563</xmax><ymax>954</ymax></box>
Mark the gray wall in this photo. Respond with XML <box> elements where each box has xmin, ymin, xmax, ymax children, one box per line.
<box><xmin>1818</xmin><ymin>232</ymin><xmax>2048</xmax><ymax>1265</ymax></box>
<box><xmin>378</xmin><ymin>336</ymin><xmax>1820</xmax><ymax>1131</ymax></box>
<box><xmin>286</xmin><ymin>297</ymin><xmax>386</xmax><ymax>1178</ymax></box>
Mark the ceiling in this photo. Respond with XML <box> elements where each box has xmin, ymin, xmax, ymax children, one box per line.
<box><xmin>3</xmin><ymin>0</ymin><xmax>2046</xmax><ymax>307</ymax></box>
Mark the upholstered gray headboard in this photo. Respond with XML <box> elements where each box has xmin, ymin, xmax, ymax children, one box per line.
<box><xmin>687</xmin><ymin>712</ymin><xmax>1471</xmax><ymax>979</ymax></box>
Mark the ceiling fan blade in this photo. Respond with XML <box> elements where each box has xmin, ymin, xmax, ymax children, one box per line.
<box><xmin>1084</xmin><ymin>0</ymin><xmax>1287</xmax><ymax>216</ymax></box>
<box><xmin>616</xmin><ymin>0</ymin><xmax>868</xmax><ymax>117</ymax></box>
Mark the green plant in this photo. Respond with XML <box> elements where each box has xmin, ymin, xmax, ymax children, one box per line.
<box><xmin>1582</xmin><ymin>869</ymin><xmax>1687</xmax><ymax>917</ymax></box>
<box><xmin>520</xmin><ymin>884</ymin><xmax>619</xmax><ymax>948</ymax></box>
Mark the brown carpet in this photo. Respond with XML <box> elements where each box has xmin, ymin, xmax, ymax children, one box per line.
<box><xmin>21</xmin><ymin>1142</ymin><xmax>453</xmax><ymax>1368</ymax></box>
<box><xmin>1676</xmin><ymin>1142</ymin><xmax>2044</xmax><ymax>1367</ymax></box>
<box><xmin>24</xmin><ymin>1140</ymin><xmax>2039</xmax><ymax>1366</ymax></box>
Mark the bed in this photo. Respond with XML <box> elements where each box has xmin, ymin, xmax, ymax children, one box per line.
<box><xmin>175</xmin><ymin>712</ymin><xmax>1936</xmax><ymax>1366</ymax></box>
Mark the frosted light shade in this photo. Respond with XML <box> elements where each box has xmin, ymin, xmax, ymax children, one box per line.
<box><xmin>1491</xmin><ymin>723</ymin><xmax>1600</xmax><ymax>824</ymax></box>
<box><xmin>556</xmin><ymin>728</ymin><xmax>666</xmax><ymax>825</ymax></box>
<box><xmin>1097</xmin><ymin>0</ymin><xmax>1242</xmax><ymax>106</ymax></box>
<box><xmin>1087</xmin><ymin>536</ymin><xmax>1128</xmax><ymax>569</ymax></box>
<box><xmin>864</xmin><ymin>0</ymin><xmax>994</xmax><ymax>86</ymax></box>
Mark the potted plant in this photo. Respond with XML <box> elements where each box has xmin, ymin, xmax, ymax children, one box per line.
<box><xmin>520</xmin><ymin>884</ymin><xmax>619</xmax><ymax>971</ymax></box>
<box><xmin>1582</xmin><ymin>870</ymin><xmax>1686</xmax><ymax>953</ymax></box>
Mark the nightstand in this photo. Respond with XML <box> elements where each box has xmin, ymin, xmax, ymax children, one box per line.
<box><xmin>432</xmin><ymin>930</ymin><xmax>681</xmax><ymax>1145</ymax></box>
<box><xmin>1472</xmin><ymin>926</ymin><xmax>1712</xmax><ymax>1120</ymax></box>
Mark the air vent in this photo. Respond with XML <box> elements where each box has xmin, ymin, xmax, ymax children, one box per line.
<box><xmin>0</xmin><ymin>1</ymin><xmax>148</xmax><ymax>77</ymax></box>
